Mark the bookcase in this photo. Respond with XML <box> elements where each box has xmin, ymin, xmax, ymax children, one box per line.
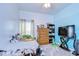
<box><xmin>47</xmin><ymin>24</ymin><xmax>55</xmax><ymax>43</ymax></box>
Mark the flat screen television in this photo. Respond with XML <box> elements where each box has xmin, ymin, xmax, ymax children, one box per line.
<box><xmin>58</xmin><ymin>25</ymin><xmax>75</xmax><ymax>38</ymax></box>
<box><xmin>58</xmin><ymin>27</ymin><xmax>68</xmax><ymax>37</ymax></box>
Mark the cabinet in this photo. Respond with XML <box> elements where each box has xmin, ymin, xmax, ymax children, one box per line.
<box><xmin>37</xmin><ymin>26</ymin><xmax>49</xmax><ymax>45</ymax></box>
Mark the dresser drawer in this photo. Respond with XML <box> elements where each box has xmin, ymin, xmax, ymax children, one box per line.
<box><xmin>38</xmin><ymin>40</ymin><xmax>49</xmax><ymax>45</ymax></box>
<box><xmin>38</xmin><ymin>32</ymin><xmax>49</xmax><ymax>35</ymax></box>
<box><xmin>38</xmin><ymin>28</ymin><xmax>49</xmax><ymax>32</ymax></box>
<box><xmin>38</xmin><ymin>34</ymin><xmax>49</xmax><ymax>37</ymax></box>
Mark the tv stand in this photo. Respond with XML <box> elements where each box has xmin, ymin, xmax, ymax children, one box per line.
<box><xmin>59</xmin><ymin>36</ymin><xmax>70</xmax><ymax>51</ymax></box>
<box><xmin>59</xmin><ymin>44</ymin><xmax>70</xmax><ymax>51</ymax></box>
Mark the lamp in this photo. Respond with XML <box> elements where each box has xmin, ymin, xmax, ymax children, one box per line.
<box><xmin>43</xmin><ymin>3</ymin><xmax>51</xmax><ymax>8</ymax></box>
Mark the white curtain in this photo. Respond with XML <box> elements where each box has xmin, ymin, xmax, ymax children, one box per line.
<box><xmin>19</xmin><ymin>19</ymin><xmax>34</xmax><ymax>36</ymax></box>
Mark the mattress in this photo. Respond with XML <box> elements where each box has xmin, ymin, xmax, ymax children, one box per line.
<box><xmin>0</xmin><ymin>40</ymin><xmax>39</xmax><ymax>56</ymax></box>
<box><xmin>0</xmin><ymin>40</ymin><xmax>74</xmax><ymax>56</ymax></box>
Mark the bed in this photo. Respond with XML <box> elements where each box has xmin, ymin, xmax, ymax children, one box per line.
<box><xmin>0</xmin><ymin>40</ymin><xmax>74</xmax><ymax>56</ymax></box>
<box><xmin>0</xmin><ymin>40</ymin><xmax>39</xmax><ymax>56</ymax></box>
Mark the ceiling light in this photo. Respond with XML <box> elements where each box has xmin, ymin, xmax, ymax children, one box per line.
<box><xmin>43</xmin><ymin>3</ymin><xmax>51</xmax><ymax>8</ymax></box>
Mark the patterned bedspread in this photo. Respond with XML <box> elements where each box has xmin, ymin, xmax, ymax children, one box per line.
<box><xmin>0</xmin><ymin>40</ymin><xmax>39</xmax><ymax>56</ymax></box>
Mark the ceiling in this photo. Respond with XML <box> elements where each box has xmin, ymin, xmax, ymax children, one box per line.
<box><xmin>18</xmin><ymin>3</ymin><xmax>71</xmax><ymax>15</ymax></box>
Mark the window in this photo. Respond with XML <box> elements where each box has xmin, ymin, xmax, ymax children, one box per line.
<box><xmin>19</xmin><ymin>19</ymin><xmax>34</xmax><ymax>36</ymax></box>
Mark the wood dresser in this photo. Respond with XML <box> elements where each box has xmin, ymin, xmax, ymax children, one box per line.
<box><xmin>37</xmin><ymin>25</ymin><xmax>49</xmax><ymax>45</ymax></box>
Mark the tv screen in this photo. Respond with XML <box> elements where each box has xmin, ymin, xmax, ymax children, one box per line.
<box><xmin>58</xmin><ymin>27</ymin><xmax>68</xmax><ymax>37</ymax></box>
<box><xmin>58</xmin><ymin>25</ymin><xmax>75</xmax><ymax>38</ymax></box>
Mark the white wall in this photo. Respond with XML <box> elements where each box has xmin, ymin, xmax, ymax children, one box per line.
<box><xmin>19</xmin><ymin>11</ymin><xmax>54</xmax><ymax>38</ymax></box>
<box><xmin>54</xmin><ymin>4</ymin><xmax>79</xmax><ymax>50</ymax></box>
<box><xmin>0</xmin><ymin>4</ymin><xmax>19</xmax><ymax>48</ymax></box>
<box><xmin>0</xmin><ymin>4</ymin><xmax>54</xmax><ymax>49</ymax></box>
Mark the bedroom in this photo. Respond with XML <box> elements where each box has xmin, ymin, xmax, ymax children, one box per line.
<box><xmin>0</xmin><ymin>3</ymin><xmax>79</xmax><ymax>56</ymax></box>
